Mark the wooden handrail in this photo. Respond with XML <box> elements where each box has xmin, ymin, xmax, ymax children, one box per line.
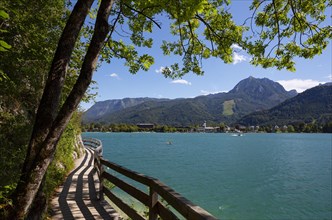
<box><xmin>83</xmin><ymin>138</ymin><xmax>218</xmax><ymax>220</ymax></box>
<box><xmin>83</xmin><ymin>138</ymin><xmax>103</xmax><ymax>155</ymax></box>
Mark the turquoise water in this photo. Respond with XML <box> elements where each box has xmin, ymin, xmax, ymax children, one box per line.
<box><xmin>82</xmin><ymin>132</ymin><xmax>332</xmax><ymax>219</ymax></box>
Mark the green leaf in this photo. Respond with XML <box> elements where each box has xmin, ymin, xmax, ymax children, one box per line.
<box><xmin>0</xmin><ymin>70</ymin><xmax>9</xmax><ymax>82</ymax></box>
<box><xmin>0</xmin><ymin>40</ymin><xmax>11</xmax><ymax>50</ymax></box>
<box><xmin>0</xmin><ymin>10</ymin><xmax>9</xmax><ymax>19</ymax></box>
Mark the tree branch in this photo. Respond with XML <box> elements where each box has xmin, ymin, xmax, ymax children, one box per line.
<box><xmin>195</xmin><ymin>14</ymin><xmax>231</xmax><ymax>55</ymax></box>
<box><xmin>122</xmin><ymin>2</ymin><xmax>161</xmax><ymax>29</ymax></box>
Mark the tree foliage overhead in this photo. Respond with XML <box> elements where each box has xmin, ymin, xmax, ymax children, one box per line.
<box><xmin>98</xmin><ymin>0</ymin><xmax>331</xmax><ymax>77</ymax></box>
<box><xmin>247</xmin><ymin>0</ymin><xmax>332</xmax><ymax>71</ymax></box>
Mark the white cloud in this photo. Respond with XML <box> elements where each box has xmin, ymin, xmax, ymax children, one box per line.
<box><xmin>231</xmin><ymin>44</ymin><xmax>242</xmax><ymax>50</ymax></box>
<box><xmin>232</xmin><ymin>52</ymin><xmax>248</xmax><ymax>65</ymax></box>
<box><xmin>277</xmin><ymin>79</ymin><xmax>324</xmax><ymax>93</ymax></box>
<box><xmin>200</xmin><ymin>90</ymin><xmax>227</xmax><ymax>95</ymax></box>
<box><xmin>231</xmin><ymin>44</ymin><xmax>250</xmax><ymax>65</ymax></box>
<box><xmin>171</xmin><ymin>79</ymin><xmax>192</xmax><ymax>85</ymax></box>
<box><xmin>327</xmin><ymin>74</ymin><xmax>332</xmax><ymax>81</ymax></box>
<box><xmin>109</xmin><ymin>73</ymin><xmax>120</xmax><ymax>79</ymax></box>
<box><xmin>155</xmin><ymin>66</ymin><xmax>165</xmax><ymax>73</ymax></box>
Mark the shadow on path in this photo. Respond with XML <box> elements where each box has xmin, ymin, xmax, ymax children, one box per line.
<box><xmin>50</xmin><ymin>148</ymin><xmax>120</xmax><ymax>220</ymax></box>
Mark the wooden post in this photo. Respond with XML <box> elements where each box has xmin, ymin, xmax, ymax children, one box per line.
<box><xmin>94</xmin><ymin>151</ymin><xmax>104</xmax><ymax>200</ymax></box>
<box><xmin>99</xmin><ymin>155</ymin><xmax>104</xmax><ymax>201</ymax></box>
<box><xmin>149</xmin><ymin>188</ymin><xmax>158</xmax><ymax>220</ymax></box>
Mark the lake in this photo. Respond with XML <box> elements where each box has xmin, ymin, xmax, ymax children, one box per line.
<box><xmin>82</xmin><ymin>132</ymin><xmax>332</xmax><ymax>219</ymax></box>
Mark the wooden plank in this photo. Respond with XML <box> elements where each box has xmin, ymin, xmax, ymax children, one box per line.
<box><xmin>157</xmin><ymin>202</ymin><xmax>180</xmax><ymax>220</ymax></box>
<box><xmin>101</xmin><ymin>158</ymin><xmax>153</xmax><ymax>186</ymax></box>
<box><xmin>102</xmin><ymin>172</ymin><xmax>149</xmax><ymax>206</ymax></box>
<box><xmin>149</xmin><ymin>189</ymin><xmax>158</xmax><ymax>220</ymax></box>
<box><xmin>151</xmin><ymin>180</ymin><xmax>218</xmax><ymax>220</ymax></box>
<box><xmin>103</xmin><ymin>187</ymin><xmax>145</xmax><ymax>220</ymax></box>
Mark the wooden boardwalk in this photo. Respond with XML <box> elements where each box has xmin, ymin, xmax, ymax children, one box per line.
<box><xmin>50</xmin><ymin>148</ymin><xmax>121</xmax><ymax>220</ymax></box>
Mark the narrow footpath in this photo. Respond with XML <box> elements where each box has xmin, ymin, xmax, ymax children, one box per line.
<box><xmin>50</xmin><ymin>148</ymin><xmax>121</xmax><ymax>220</ymax></box>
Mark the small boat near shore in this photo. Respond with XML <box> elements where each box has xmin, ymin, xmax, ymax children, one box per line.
<box><xmin>231</xmin><ymin>133</ymin><xmax>243</xmax><ymax>137</ymax></box>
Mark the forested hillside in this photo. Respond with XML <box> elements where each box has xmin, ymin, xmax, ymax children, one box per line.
<box><xmin>237</xmin><ymin>84</ymin><xmax>332</xmax><ymax>127</ymax></box>
<box><xmin>83</xmin><ymin>97</ymin><xmax>168</xmax><ymax>122</ymax></box>
<box><xmin>83</xmin><ymin>77</ymin><xmax>296</xmax><ymax>125</ymax></box>
<box><xmin>83</xmin><ymin>80</ymin><xmax>331</xmax><ymax>131</ymax></box>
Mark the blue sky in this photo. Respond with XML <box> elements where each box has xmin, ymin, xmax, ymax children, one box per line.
<box><xmin>80</xmin><ymin>2</ymin><xmax>331</xmax><ymax>110</ymax></box>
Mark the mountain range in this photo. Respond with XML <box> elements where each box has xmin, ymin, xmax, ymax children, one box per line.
<box><xmin>238</xmin><ymin>83</ymin><xmax>332</xmax><ymax>126</ymax></box>
<box><xmin>83</xmin><ymin>76</ymin><xmax>323</xmax><ymax>126</ymax></box>
<box><xmin>83</xmin><ymin>97</ymin><xmax>168</xmax><ymax>123</ymax></box>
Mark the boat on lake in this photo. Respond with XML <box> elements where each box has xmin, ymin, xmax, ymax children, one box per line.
<box><xmin>231</xmin><ymin>133</ymin><xmax>243</xmax><ymax>136</ymax></box>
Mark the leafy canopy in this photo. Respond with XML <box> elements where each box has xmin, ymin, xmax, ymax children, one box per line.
<box><xmin>94</xmin><ymin>0</ymin><xmax>331</xmax><ymax>78</ymax></box>
<box><xmin>247</xmin><ymin>0</ymin><xmax>332</xmax><ymax>71</ymax></box>
<box><xmin>0</xmin><ymin>0</ymin><xmax>68</xmax><ymax>186</ymax></box>
<box><xmin>0</xmin><ymin>9</ymin><xmax>11</xmax><ymax>81</ymax></box>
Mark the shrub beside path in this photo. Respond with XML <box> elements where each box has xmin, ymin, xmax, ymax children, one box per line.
<box><xmin>50</xmin><ymin>148</ymin><xmax>121</xmax><ymax>220</ymax></box>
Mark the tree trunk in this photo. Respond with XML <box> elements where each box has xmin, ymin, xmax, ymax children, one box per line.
<box><xmin>9</xmin><ymin>0</ymin><xmax>114</xmax><ymax>219</ymax></box>
<box><xmin>22</xmin><ymin>0</ymin><xmax>95</xmax><ymax>181</ymax></box>
<box><xmin>19</xmin><ymin>1</ymin><xmax>95</xmax><ymax>218</ymax></box>
<box><xmin>26</xmin><ymin>177</ymin><xmax>47</xmax><ymax>220</ymax></box>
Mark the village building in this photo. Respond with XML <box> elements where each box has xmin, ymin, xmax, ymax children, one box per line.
<box><xmin>136</xmin><ymin>123</ymin><xmax>155</xmax><ymax>129</ymax></box>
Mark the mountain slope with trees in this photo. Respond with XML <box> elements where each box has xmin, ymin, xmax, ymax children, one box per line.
<box><xmin>237</xmin><ymin>83</ymin><xmax>332</xmax><ymax>126</ymax></box>
<box><xmin>83</xmin><ymin>77</ymin><xmax>297</xmax><ymax>125</ymax></box>
<box><xmin>83</xmin><ymin>97</ymin><xmax>168</xmax><ymax>122</ymax></box>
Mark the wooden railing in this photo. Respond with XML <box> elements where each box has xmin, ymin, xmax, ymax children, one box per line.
<box><xmin>83</xmin><ymin>138</ymin><xmax>103</xmax><ymax>155</ymax></box>
<box><xmin>83</xmin><ymin>138</ymin><xmax>218</xmax><ymax>220</ymax></box>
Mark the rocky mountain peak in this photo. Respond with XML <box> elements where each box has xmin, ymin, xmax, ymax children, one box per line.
<box><xmin>229</xmin><ymin>77</ymin><xmax>293</xmax><ymax>100</ymax></box>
